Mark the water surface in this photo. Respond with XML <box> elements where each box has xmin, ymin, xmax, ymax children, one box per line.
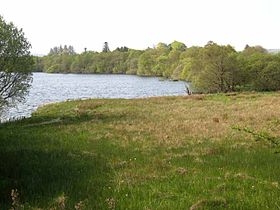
<box><xmin>3</xmin><ymin>73</ymin><xmax>187</xmax><ymax>121</ymax></box>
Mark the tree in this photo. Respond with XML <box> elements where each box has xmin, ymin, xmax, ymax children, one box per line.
<box><xmin>169</xmin><ymin>41</ymin><xmax>187</xmax><ymax>51</ymax></box>
<box><xmin>102</xmin><ymin>42</ymin><xmax>110</xmax><ymax>53</ymax></box>
<box><xmin>115</xmin><ymin>46</ymin><xmax>129</xmax><ymax>52</ymax></box>
<box><xmin>186</xmin><ymin>42</ymin><xmax>239</xmax><ymax>93</ymax></box>
<box><xmin>239</xmin><ymin>52</ymin><xmax>280</xmax><ymax>91</ymax></box>
<box><xmin>138</xmin><ymin>49</ymin><xmax>158</xmax><ymax>76</ymax></box>
<box><xmin>256</xmin><ymin>60</ymin><xmax>280</xmax><ymax>91</ymax></box>
<box><xmin>48</xmin><ymin>45</ymin><xmax>76</xmax><ymax>55</ymax></box>
<box><xmin>0</xmin><ymin>16</ymin><xmax>33</xmax><ymax>110</ymax></box>
<box><xmin>243</xmin><ymin>45</ymin><xmax>267</xmax><ymax>55</ymax></box>
<box><xmin>125</xmin><ymin>49</ymin><xmax>143</xmax><ymax>74</ymax></box>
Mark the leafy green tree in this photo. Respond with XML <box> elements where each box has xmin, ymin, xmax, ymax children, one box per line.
<box><xmin>159</xmin><ymin>41</ymin><xmax>186</xmax><ymax>78</ymax></box>
<box><xmin>179</xmin><ymin>46</ymin><xmax>201</xmax><ymax>80</ymax></box>
<box><xmin>110</xmin><ymin>51</ymin><xmax>129</xmax><ymax>73</ymax></box>
<box><xmin>125</xmin><ymin>50</ymin><xmax>143</xmax><ymax>74</ymax></box>
<box><xmin>0</xmin><ymin>16</ymin><xmax>33</xmax><ymax>109</ymax></box>
<box><xmin>49</xmin><ymin>45</ymin><xmax>76</xmax><ymax>56</ymax></box>
<box><xmin>70</xmin><ymin>56</ymin><xmax>82</xmax><ymax>72</ymax></box>
<box><xmin>256</xmin><ymin>60</ymin><xmax>280</xmax><ymax>91</ymax></box>
<box><xmin>33</xmin><ymin>40</ymin><xmax>280</xmax><ymax>94</ymax></box>
<box><xmin>152</xmin><ymin>43</ymin><xmax>170</xmax><ymax>76</ymax></box>
<box><xmin>102</xmin><ymin>42</ymin><xmax>110</xmax><ymax>53</ymax></box>
<box><xmin>243</xmin><ymin>45</ymin><xmax>267</xmax><ymax>55</ymax></box>
<box><xmin>115</xmin><ymin>46</ymin><xmax>129</xmax><ymax>52</ymax></box>
<box><xmin>239</xmin><ymin>52</ymin><xmax>280</xmax><ymax>91</ymax></box>
<box><xmin>156</xmin><ymin>42</ymin><xmax>170</xmax><ymax>51</ymax></box>
<box><xmin>33</xmin><ymin>56</ymin><xmax>44</xmax><ymax>72</ymax></box>
<box><xmin>164</xmin><ymin>50</ymin><xmax>181</xmax><ymax>78</ymax></box>
<box><xmin>186</xmin><ymin>42</ymin><xmax>238</xmax><ymax>93</ymax></box>
<box><xmin>138</xmin><ymin>49</ymin><xmax>158</xmax><ymax>76</ymax></box>
<box><xmin>60</xmin><ymin>54</ymin><xmax>74</xmax><ymax>72</ymax></box>
<box><xmin>169</xmin><ymin>41</ymin><xmax>187</xmax><ymax>51</ymax></box>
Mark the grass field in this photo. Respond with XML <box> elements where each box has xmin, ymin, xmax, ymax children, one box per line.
<box><xmin>1</xmin><ymin>92</ymin><xmax>280</xmax><ymax>209</ymax></box>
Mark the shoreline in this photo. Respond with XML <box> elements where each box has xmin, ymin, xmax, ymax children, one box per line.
<box><xmin>32</xmin><ymin>71</ymin><xmax>184</xmax><ymax>81</ymax></box>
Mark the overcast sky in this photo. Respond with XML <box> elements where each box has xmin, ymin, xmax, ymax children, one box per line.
<box><xmin>1</xmin><ymin>0</ymin><xmax>280</xmax><ymax>54</ymax></box>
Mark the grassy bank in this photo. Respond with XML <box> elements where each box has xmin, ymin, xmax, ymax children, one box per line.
<box><xmin>1</xmin><ymin>93</ymin><xmax>280</xmax><ymax>209</ymax></box>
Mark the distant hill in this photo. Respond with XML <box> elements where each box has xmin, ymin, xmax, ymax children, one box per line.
<box><xmin>267</xmin><ymin>49</ymin><xmax>280</xmax><ymax>54</ymax></box>
<box><xmin>32</xmin><ymin>53</ymin><xmax>46</xmax><ymax>57</ymax></box>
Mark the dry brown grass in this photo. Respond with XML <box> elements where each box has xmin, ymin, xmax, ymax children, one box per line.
<box><xmin>97</xmin><ymin>93</ymin><xmax>280</xmax><ymax>150</ymax></box>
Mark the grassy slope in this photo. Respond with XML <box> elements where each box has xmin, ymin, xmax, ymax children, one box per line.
<box><xmin>1</xmin><ymin>93</ymin><xmax>280</xmax><ymax>209</ymax></box>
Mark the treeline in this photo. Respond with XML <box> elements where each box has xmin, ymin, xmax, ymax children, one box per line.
<box><xmin>34</xmin><ymin>41</ymin><xmax>280</xmax><ymax>93</ymax></box>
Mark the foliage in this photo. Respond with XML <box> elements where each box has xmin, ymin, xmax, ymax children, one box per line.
<box><xmin>102</xmin><ymin>42</ymin><xmax>110</xmax><ymax>53</ymax></box>
<box><xmin>185</xmin><ymin>42</ymin><xmax>240</xmax><ymax>93</ymax></box>
<box><xmin>243</xmin><ymin>45</ymin><xmax>268</xmax><ymax>55</ymax></box>
<box><xmin>0</xmin><ymin>16</ymin><xmax>33</xmax><ymax>109</ymax></box>
<box><xmin>34</xmin><ymin>41</ymin><xmax>280</xmax><ymax>93</ymax></box>
<box><xmin>114</xmin><ymin>46</ymin><xmax>129</xmax><ymax>52</ymax></box>
<box><xmin>48</xmin><ymin>45</ymin><xmax>76</xmax><ymax>56</ymax></box>
<box><xmin>238</xmin><ymin>52</ymin><xmax>280</xmax><ymax>91</ymax></box>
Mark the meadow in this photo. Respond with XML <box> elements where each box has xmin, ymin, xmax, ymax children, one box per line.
<box><xmin>1</xmin><ymin>92</ymin><xmax>280</xmax><ymax>209</ymax></box>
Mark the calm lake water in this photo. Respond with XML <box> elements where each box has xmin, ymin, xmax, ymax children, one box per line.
<box><xmin>2</xmin><ymin>73</ymin><xmax>187</xmax><ymax>121</ymax></box>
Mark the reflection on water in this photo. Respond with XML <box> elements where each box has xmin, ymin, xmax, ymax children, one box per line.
<box><xmin>2</xmin><ymin>73</ymin><xmax>187</xmax><ymax>121</ymax></box>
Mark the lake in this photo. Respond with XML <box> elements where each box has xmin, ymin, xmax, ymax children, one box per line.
<box><xmin>2</xmin><ymin>73</ymin><xmax>187</xmax><ymax>121</ymax></box>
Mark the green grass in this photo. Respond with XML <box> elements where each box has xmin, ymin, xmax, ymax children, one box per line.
<box><xmin>1</xmin><ymin>93</ymin><xmax>280</xmax><ymax>209</ymax></box>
